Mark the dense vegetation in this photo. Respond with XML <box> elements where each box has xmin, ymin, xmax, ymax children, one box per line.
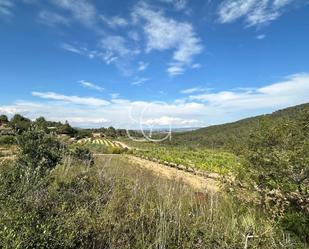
<box><xmin>237</xmin><ymin>111</ymin><xmax>309</xmax><ymax>242</ymax></box>
<box><xmin>0</xmin><ymin>103</ymin><xmax>308</xmax><ymax>247</ymax></box>
<box><xmin>0</xmin><ymin>114</ymin><xmax>134</xmax><ymax>139</ymax></box>
<box><xmin>167</xmin><ymin>103</ymin><xmax>309</xmax><ymax>149</ymax></box>
<box><xmin>133</xmin><ymin>145</ymin><xmax>241</xmax><ymax>174</ymax></box>
<box><xmin>0</xmin><ymin>128</ymin><xmax>307</xmax><ymax>248</ymax></box>
<box><xmin>124</xmin><ymin>105</ymin><xmax>309</xmax><ymax>243</ymax></box>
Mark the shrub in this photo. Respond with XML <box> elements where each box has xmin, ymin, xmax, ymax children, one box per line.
<box><xmin>68</xmin><ymin>145</ymin><xmax>94</xmax><ymax>166</ymax></box>
<box><xmin>16</xmin><ymin>127</ymin><xmax>64</xmax><ymax>177</ymax></box>
<box><xmin>242</xmin><ymin>112</ymin><xmax>309</xmax><ymax>242</ymax></box>
<box><xmin>0</xmin><ymin>135</ymin><xmax>15</xmax><ymax>145</ymax></box>
<box><xmin>10</xmin><ymin>114</ymin><xmax>31</xmax><ymax>134</ymax></box>
<box><xmin>1</xmin><ymin>156</ymin><xmax>306</xmax><ymax>248</ymax></box>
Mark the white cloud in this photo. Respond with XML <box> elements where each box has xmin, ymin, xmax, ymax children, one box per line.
<box><xmin>191</xmin><ymin>63</ymin><xmax>201</xmax><ymax>69</ymax></box>
<box><xmin>131</xmin><ymin>77</ymin><xmax>149</xmax><ymax>86</ymax></box>
<box><xmin>100</xmin><ymin>15</ymin><xmax>128</xmax><ymax>28</ymax></box>
<box><xmin>128</xmin><ymin>30</ymin><xmax>140</xmax><ymax>41</ymax></box>
<box><xmin>60</xmin><ymin>43</ymin><xmax>100</xmax><ymax>59</ymax></box>
<box><xmin>160</xmin><ymin>0</ymin><xmax>187</xmax><ymax>10</ymax></box>
<box><xmin>100</xmin><ymin>36</ymin><xmax>140</xmax><ymax>66</ymax></box>
<box><xmin>1</xmin><ymin>74</ymin><xmax>309</xmax><ymax>128</ymax></box>
<box><xmin>0</xmin><ymin>0</ymin><xmax>14</xmax><ymax>16</ymax></box>
<box><xmin>110</xmin><ymin>93</ymin><xmax>120</xmax><ymax>99</ymax></box>
<box><xmin>256</xmin><ymin>34</ymin><xmax>266</xmax><ymax>40</ymax></box>
<box><xmin>0</xmin><ymin>98</ymin><xmax>206</xmax><ymax>128</ymax></box>
<box><xmin>188</xmin><ymin>73</ymin><xmax>309</xmax><ymax>110</ymax></box>
<box><xmin>133</xmin><ymin>4</ymin><xmax>202</xmax><ymax>76</ymax></box>
<box><xmin>218</xmin><ymin>0</ymin><xmax>301</xmax><ymax>27</ymax></box>
<box><xmin>66</xmin><ymin>116</ymin><xmax>109</xmax><ymax>126</ymax></box>
<box><xmin>138</xmin><ymin>61</ymin><xmax>149</xmax><ymax>71</ymax></box>
<box><xmin>167</xmin><ymin>64</ymin><xmax>185</xmax><ymax>76</ymax></box>
<box><xmin>50</xmin><ymin>0</ymin><xmax>97</xmax><ymax>26</ymax></box>
<box><xmin>101</xmin><ymin>36</ymin><xmax>130</xmax><ymax>57</ymax></box>
<box><xmin>142</xmin><ymin>116</ymin><xmax>198</xmax><ymax>126</ymax></box>
<box><xmin>60</xmin><ymin>43</ymin><xmax>119</xmax><ymax>66</ymax></box>
<box><xmin>180</xmin><ymin>87</ymin><xmax>208</xmax><ymax>94</ymax></box>
<box><xmin>273</xmin><ymin>0</ymin><xmax>293</xmax><ymax>8</ymax></box>
<box><xmin>39</xmin><ymin>10</ymin><xmax>70</xmax><ymax>26</ymax></box>
<box><xmin>32</xmin><ymin>91</ymin><xmax>109</xmax><ymax>106</ymax></box>
<box><xmin>79</xmin><ymin>80</ymin><xmax>104</xmax><ymax>91</ymax></box>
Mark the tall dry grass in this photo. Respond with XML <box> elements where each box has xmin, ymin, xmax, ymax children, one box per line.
<box><xmin>0</xmin><ymin>155</ymin><xmax>306</xmax><ymax>248</ymax></box>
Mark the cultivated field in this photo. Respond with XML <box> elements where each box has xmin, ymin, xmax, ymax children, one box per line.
<box><xmin>76</xmin><ymin>137</ymin><xmax>127</xmax><ymax>149</ymax></box>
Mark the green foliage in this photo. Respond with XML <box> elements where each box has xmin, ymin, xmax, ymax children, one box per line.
<box><xmin>76</xmin><ymin>129</ymin><xmax>92</xmax><ymax>139</ymax></box>
<box><xmin>68</xmin><ymin>144</ymin><xmax>94</xmax><ymax>166</ymax></box>
<box><xmin>87</xmin><ymin>126</ymin><xmax>141</xmax><ymax>139</ymax></box>
<box><xmin>0</xmin><ymin>135</ymin><xmax>15</xmax><ymax>145</ymax></box>
<box><xmin>168</xmin><ymin>103</ymin><xmax>309</xmax><ymax>149</ymax></box>
<box><xmin>56</xmin><ymin>121</ymin><xmax>77</xmax><ymax>137</ymax></box>
<box><xmin>16</xmin><ymin>127</ymin><xmax>64</xmax><ymax>176</ymax></box>
<box><xmin>241</xmin><ymin>111</ymin><xmax>309</xmax><ymax>242</ymax></box>
<box><xmin>82</xmin><ymin>142</ymin><xmax>127</xmax><ymax>155</ymax></box>
<box><xmin>133</xmin><ymin>145</ymin><xmax>241</xmax><ymax>174</ymax></box>
<box><xmin>10</xmin><ymin>114</ymin><xmax>31</xmax><ymax>134</ymax></box>
<box><xmin>34</xmin><ymin>116</ymin><xmax>49</xmax><ymax>132</ymax></box>
<box><xmin>0</xmin><ymin>155</ymin><xmax>306</xmax><ymax>248</ymax></box>
<box><xmin>105</xmin><ymin>126</ymin><xmax>117</xmax><ymax>138</ymax></box>
<box><xmin>0</xmin><ymin>114</ymin><xmax>9</xmax><ymax>125</ymax></box>
<box><xmin>0</xmin><ymin>105</ymin><xmax>308</xmax><ymax>247</ymax></box>
<box><xmin>246</xmin><ymin>117</ymin><xmax>309</xmax><ymax>192</ymax></box>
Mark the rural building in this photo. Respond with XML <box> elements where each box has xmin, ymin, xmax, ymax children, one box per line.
<box><xmin>92</xmin><ymin>133</ymin><xmax>102</xmax><ymax>138</ymax></box>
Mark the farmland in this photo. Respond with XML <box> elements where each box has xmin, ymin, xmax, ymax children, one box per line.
<box><xmin>76</xmin><ymin>137</ymin><xmax>127</xmax><ymax>148</ymax></box>
<box><xmin>132</xmin><ymin>145</ymin><xmax>242</xmax><ymax>175</ymax></box>
<box><xmin>0</xmin><ymin>106</ymin><xmax>308</xmax><ymax>247</ymax></box>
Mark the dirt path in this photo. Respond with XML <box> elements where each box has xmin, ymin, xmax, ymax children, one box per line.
<box><xmin>126</xmin><ymin>155</ymin><xmax>220</xmax><ymax>193</ymax></box>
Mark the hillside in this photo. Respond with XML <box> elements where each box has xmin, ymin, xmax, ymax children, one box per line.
<box><xmin>168</xmin><ymin>102</ymin><xmax>309</xmax><ymax>148</ymax></box>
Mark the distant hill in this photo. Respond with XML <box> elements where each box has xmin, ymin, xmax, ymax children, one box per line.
<box><xmin>168</xmin><ymin>103</ymin><xmax>309</xmax><ymax>148</ymax></box>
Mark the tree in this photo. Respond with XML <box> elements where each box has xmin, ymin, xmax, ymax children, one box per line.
<box><xmin>34</xmin><ymin>117</ymin><xmax>48</xmax><ymax>131</ymax></box>
<box><xmin>10</xmin><ymin>114</ymin><xmax>31</xmax><ymax>133</ymax></box>
<box><xmin>117</xmin><ymin>129</ymin><xmax>127</xmax><ymax>137</ymax></box>
<box><xmin>16</xmin><ymin>127</ymin><xmax>64</xmax><ymax>175</ymax></box>
<box><xmin>57</xmin><ymin>121</ymin><xmax>77</xmax><ymax>137</ymax></box>
<box><xmin>106</xmin><ymin>126</ymin><xmax>117</xmax><ymax>138</ymax></box>
<box><xmin>0</xmin><ymin>114</ymin><xmax>9</xmax><ymax>125</ymax></box>
<box><xmin>244</xmin><ymin>114</ymin><xmax>309</xmax><ymax>240</ymax></box>
<box><xmin>246</xmin><ymin>115</ymin><xmax>309</xmax><ymax>194</ymax></box>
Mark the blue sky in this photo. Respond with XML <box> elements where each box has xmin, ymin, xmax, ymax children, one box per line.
<box><xmin>0</xmin><ymin>0</ymin><xmax>309</xmax><ymax>128</ymax></box>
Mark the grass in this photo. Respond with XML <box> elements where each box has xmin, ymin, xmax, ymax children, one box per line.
<box><xmin>0</xmin><ymin>145</ymin><xmax>16</xmax><ymax>158</ymax></box>
<box><xmin>0</xmin><ymin>154</ymin><xmax>306</xmax><ymax>248</ymax></box>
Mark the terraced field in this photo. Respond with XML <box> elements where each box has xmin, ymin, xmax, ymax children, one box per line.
<box><xmin>76</xmin><ymin>137</ymin><xmax>127</xmax><ymax>149</ymax></box>
<box><xmin>133</xmin><ymin>146</ymin><xmax>242</xmax><ymax>175</ymax></box>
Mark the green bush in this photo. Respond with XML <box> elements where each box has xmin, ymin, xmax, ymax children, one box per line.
<box><xmin>241</xmin><ymin>112</ymin><xmax>309</xmax><ymax>242</ymax></box>
<box><xmin>10</xmin><ymin>114</ymin><xmax>31</xmax><ymax>134</ymax></box>
<box><xmin>68</xmin><ymin>145</ymin><xmax>94</xmax><ymax>166</ymax></box>
<box><xmin>16</xmin><ymin>127</ymin><xmax>64</xmax><ymax>177</ymax></box>
<box><xmin>0</xmin><ymin>156</ymin><xmax>306</xmax><ymax>248</ymax></box>
<box><xmin>0</xmin><ymin>135</ymin><xmax>15</xmax><ymax>145</ymax></box>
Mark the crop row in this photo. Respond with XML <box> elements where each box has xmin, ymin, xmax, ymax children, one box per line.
<box><xmin>133</xmin><ymin>146</ymin><xmax>242</xmax><ymax>175</ymax></box>
<box><xmin>76</xmin><ymin>138</ymin><xmax>125</xmax><ymax>148</ymax></box>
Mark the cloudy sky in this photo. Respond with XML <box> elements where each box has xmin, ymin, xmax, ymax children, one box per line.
<box><xmin>0</xmin><ymin>0</ymin><xmax>309</xmax><ymax>128</ymax></box>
